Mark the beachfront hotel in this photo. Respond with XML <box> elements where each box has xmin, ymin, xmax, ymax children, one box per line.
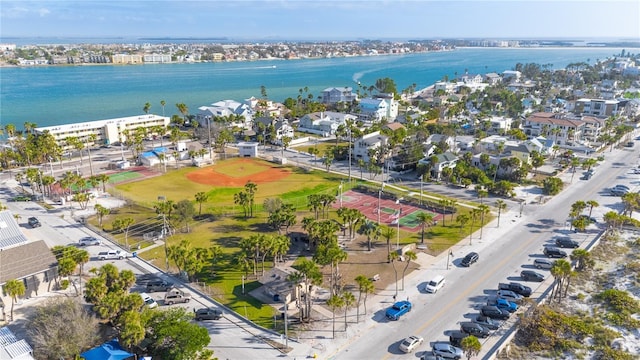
<box><xmin>34</xmin><ymin>114</ymin><xmax>170</xmax><ymax>149</ymax></box>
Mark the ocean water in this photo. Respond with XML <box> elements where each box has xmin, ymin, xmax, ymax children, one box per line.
<box><xmin>0</xmin><ymin>47</ymin><xmax>634</xmax><ymax>129</ymax></box>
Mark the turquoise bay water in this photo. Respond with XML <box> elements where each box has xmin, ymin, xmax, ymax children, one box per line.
<box><xmin>0</xmin><ymin>47</ymin><xmax>633</xmax><ymax>128</ymax></box>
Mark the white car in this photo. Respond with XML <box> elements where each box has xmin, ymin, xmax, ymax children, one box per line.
<box><xmin>78</xmin><ymin>236</ymin><xmax>101</xmax><ymax>246</ymax></box>
<box><xmin>140</xmin><ymin>292</ymin><xmax>158</xmax><ymax>309</ymax></box>
<box><xmin>399</xmin><ymin>335</ymin><xmax>423</xmax><ymax>353</ymax></box>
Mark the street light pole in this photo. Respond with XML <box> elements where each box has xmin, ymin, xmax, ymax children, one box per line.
<box><xmin>347</xmin><ymin>128</ymin><xmax>352</xmax><ymax>182</ymax></box>
<box><xmin>339</xmin><ymin>181</ymin><xmax>343</xmax><ymax>207</ymax></box>
<box><xmin>420</xmin><ymin>175</ymin><xmax>423</xmax><ymax>206</ymax></box>
<box><xmin>377</xmin><ymin>189</ymin><xmax>381</xmax><ymax>224</ymax></box>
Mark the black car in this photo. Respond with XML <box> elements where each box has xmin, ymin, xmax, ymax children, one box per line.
<box><xmin>473</xmin><ymin>315</ymin><xmax>500</xmax><ymax>330</ymax></box>
<box><xmin>460</xmin><ymin>252</ymin><xmax>479</xmax><ymax>267</ymax></box>
<box><xmin>544</xmin><ymin>246</ymin><xmax>568</xmax><ymax>258</ymax></box>
<box><xmin>27</xmin><ymin>217</ymin><xmax>41</xmax><ymax>228</ymax></box>
<box><xmin>459</xmin><ymin>322</ymin><xmax>490</xmax><ymax>338</ymax></box>
<box><xmin>521</xmin><ymin>270</ymin><xmax>545</xmax><ymax>282</ymax></box>
<box><xmin>480</xmin><ymin>305</ymin><xmax>510</xmax><ymax>320</ymax></box>
<box><xmin>194</xmin><ymin>307</ymin><xmax>223</xmax><ymax>320</ymax></box>
<box><xmin>555</xmin><ymin>237</ymin><xmax>579</xmax><ymax>249</ymax></box>
<box><xmin>448</xmin><ymin>330</ymin><xmax>468</xmax><ymax>347</ymax></box>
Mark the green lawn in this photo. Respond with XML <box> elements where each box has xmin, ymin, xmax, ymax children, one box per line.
<box><xmin>95</xmin><ymin>158</ymin><xmax>487</xmax><ymax>329</ymax></box>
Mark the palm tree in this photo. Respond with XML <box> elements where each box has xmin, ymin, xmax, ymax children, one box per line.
<box><xmin>550</xmin><ymin>259</ymin><xmax>572</xmax><ymax>301</ymax></box>
<box><xmin>495</xmin><ymin>199</ymin><xmax>507</xmax><ymax>227</ymax></box>
<box><xmin>478</xmin><ymin>204</ymin><xmax>490</xmax><ymax>240</ymax></box>
<box><xmin>326</xmin><ymin>294</ymin><xmax>344</xmax><ymax>339</ymax></box>
<box><xmin>416</xmin><ymin>212</ymin><xmax>434</xmax><ymax>244</ymax></box>
<box><xmin>571</xmin><ymin>249</ymin><xmax>594</xmax><ymax>271</ymax></box>
<box><xmin>586</xmin><ymin>200</ymin><xmax>599</xmax><ymax>219</ymax></box>
<box><xmin>4</xmin><ymin>279</ymin><xmax>25</xmax><ymax>321</ymax></box>
<box><xmin>160</xmin><ymin>100</ymin><xmax>166</xmax><ymax>116</ymax></box>
<box><xmin>379</xmin><ymin>225</ymin><xmax>395</xmax><ymax>262</ymax></box>
<box><xmin>73</xmin><ymin>249</ymin><xmax>90</xmax><ymax>294</ymax></box>
<box><xmin>354</xmin><ymin>275</ymin><xmax>374</xmax><ymax>322</ymax></box>
<box><xmin>456</xmin><ymin>214</ymin><xmax>470</xmax><ymax>234</ymax></box>
<box><xmin>194</xmin><ymin>192</ymin><xmax>208</xmax><ymax>216</ymax></box>
<box><xmin>143</xmin><ymin>102</ymin><xmax>151</xmax><ymax>114</ymax></box>
<box><xmin>341</xmin><ymin>291</ymin><xmax>356</xmax><ymax>329</ymax></box>
<box><xmin>358</xmin><ymin>220</ymin><xmax>380</xmax><ymax>251</ymax></box>
<box><xmin>400</xmin><ymin>251</ymin><xmax>417</xmax><ymax>291</ymax></box>
<box><xmin>287</xmin><ymin>258</ymin><xmax>322</xmax><ymax>323</ymax></box>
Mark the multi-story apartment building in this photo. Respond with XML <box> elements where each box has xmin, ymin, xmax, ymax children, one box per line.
<box><xmin>573</xmin><ymin>98</ymin><xmax>620</xmax><ymax>117</ymax></box>
<box><xmin>522</xmin><ymin>112</ymin><xmax>585</xmax><ymax>146</ymax></box>
<box><xmin>34</xmin><ymin>114</ymin><xmax>170</xmax><ymax>149</ymax></box>
<box><xmin>321</xmin><ymin>87</ymin><xmax>358</xmax><ymax>105</ymax></box>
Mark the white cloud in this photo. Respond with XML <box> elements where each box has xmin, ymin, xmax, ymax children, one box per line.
<box><xmin>1</xmin><ymin>6</ymin><xmax>30</xmax><ymax>19</ymax></box>
<box><xmin>38</xmin><ymin>8</ymin><xmax>50</xmax><ymax>17</ymax></box>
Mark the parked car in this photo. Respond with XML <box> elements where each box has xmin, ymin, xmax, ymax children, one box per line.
<box><xmin>448</xmin><ymin>330</ymin><xmax>468</xmax><ymax>347</ymax></box>
<box><xmin>490</xmin><ymin>298</ymin><xmax>518</xmax><ymax>313</ymax></box>
<box><xmin>460</xmin><ymin>322</ymin><xmax>490</xmax><ymax>338</ymax></box>
<box><xmin>385</xmin><ymin>300</ymin><xmax>412</xmax><ymax>320</ymax></box>
<box><xmin>496</xmin><ymin>290</ymin><xmax>523</xmax><ymax>304</ymax></box>
<box><xmin>421</xmin><ymin>354</ymin><xmax>444</xmax><ymax>360</ymax></box>
<box><xmin>614</xmin><ymin>184</ymin><xmax>630</xmax><ymax>191</ymax></box>
<box><xmin>432</xmin><ymin>343</ymin><xmax>463</xmax><ymax>359</ymax></box>
<box><xmin>98</xmin><ymin>250</ymin><xmax>125</xmax><ymax>260</ymax></box>
<box><xmin>27</xmin><ymin>217</ymin><xmax>41</xmax><ymax>228</ymax></box>
<box><xmin>473</xmin><ymin>315</ymin><xmax>500</xmax><ymax>330</ymax></box>
<box><xmin>399</xmin><ymin>335</ymin><xmax>423</xmax><ymax>353</ymax></box>
<box><xmin>78</xmin><ymin>236</ymin><xmax>101</xmax><ymax>246</ymax></box>
<box><xmin>555</xmin><ymin>237</ymin><xmax>580</xmax><ymax>248</ymax></box>
<box><xmin>498</xmin><ymin>282</ymin><xmax>532</xmax><ymax>297</ymax></box>
<box><xmin>140</xmin><ymin>293</ymin><xmax>158</xmax><ymax>309</ymax></box>
<box><xmin>534</xmin><ymin>258</ymin><xmax>554</xmax><ymax>270</ymax></box>
<box><xmin>146</xmin><ymin>280</ymin><xmax>172</xmax><ymax>292</ymax></box>
<box><xmin>12</xmin><ymin>195</ymin><xmax>31</xmax><ymax>202</ymax></box>
<box><xmin>481</xmin><ymin>305</ymin><xmax>510</xmax><ymax>320</ymax></box>
<box><xmin>544</xmin><ymin>246</ymin><xmax>567</xmax><ymax>258</ymax></box>
<box><xmin>425</xmin><ymin>275</ymin><xmax>446</xmax><ymax>293</ymax></box>
<box><xmin>194</xmin><ymin>307</ymin><xmax>223</xmax><ymax>320</ymax></box>
<box><xmin>460</xmin><ymin>252</ymin><xmax>479</xmax><ymax>267</ymax></box>
<box><xmin>164</xmin><ymin>291</ymin><xmax>192</xmax><ymax>305</ymax></box>
<box><xmin>521</xmin><ymin>270</ymin><xmax>545</xmax><ymax>282</ymax></box>
<box><xmin>610</xmin><ymin>188</ymin><xmax>629</xmax><ymax>196</ymax></box>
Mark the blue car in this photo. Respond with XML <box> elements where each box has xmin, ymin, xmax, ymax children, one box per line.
<box><xmin>385</xmin><ymin>300</ymin><xmax>412</xmax><ymax>320</ymax></box>
<box><xmin>494</xmin><ymin>298</ymin><xmax>518</xmax><ymax>313</ymax></box>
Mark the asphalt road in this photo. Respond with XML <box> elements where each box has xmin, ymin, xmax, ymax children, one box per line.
<box><xmin>325</xmin><ymin>143</ymin><xmax>639</xmax><ymax>360</ymax></box>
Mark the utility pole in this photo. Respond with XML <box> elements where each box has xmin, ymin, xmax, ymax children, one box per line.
<box><xmin>348</xmin><ymin>128</ymin><xmax>352</xmax><ymax>182</ymax></box>
<box><xmin>158</xmin><ymin>195</ymin><xmax>169</xmax><ymax>271</ymax></box>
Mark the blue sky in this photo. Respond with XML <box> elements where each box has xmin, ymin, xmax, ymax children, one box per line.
<box><xmin>1</xmin><ymin>0</ymin><xmax>639</xmax><ymax>40</ymax></box>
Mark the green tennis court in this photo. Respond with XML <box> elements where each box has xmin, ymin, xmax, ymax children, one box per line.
<box><xmin>401</xmin><ymin>210</ymin><xmax>439</xmax><ymax>228</ymax></box>
<box><xmin>381</xmin><ymin>207</ymin><xmax>397</xmax><ymax>215</ymax></box>
<box><xmin>108</xmin><ymin>171</ymin><xmax>143</xmax><ymax>184</ymax></box>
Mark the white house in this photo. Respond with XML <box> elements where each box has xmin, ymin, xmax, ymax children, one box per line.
<box><xmin>298</xmin><ymin>112</ymin><xmax>357</xmax><ymax>136</ymax></box>
<box><xmin>197</xmin><ymin>100</ymin><xmax>254</xmax><ymax>129</ymax></box>
<box><xmin>321</xmin><ymin>87</ymin><xmax>358</xmax><ymax>104</ymax></box>
<box><xmin>418</xmin><ymin>152</ymin><xmax>459</xmax><ymax>180</ymax></box>
<box><xmin>353</xmin><ymin>131</ymin><xmax>389</xmax><ymax>163</ymax></box>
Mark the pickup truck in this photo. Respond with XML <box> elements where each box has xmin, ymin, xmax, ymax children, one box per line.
<box><xmin>98</xmin><ymin>250</ymin><xmax>125</xmax><ymax>260</ymax></box>
<box><xmin>385</xmin><ymin>300</ymin><xmax>412</xmax><ymax>320</ymax></box>
<box><xmin>164</xmin><ymin>291</ymin><xmax>192</xmax><ymax>305</ymax></box>
<box><xmin>498</xmin><ymin>282</ymin><xmax>532</xmax><ymax>297</ymax></box>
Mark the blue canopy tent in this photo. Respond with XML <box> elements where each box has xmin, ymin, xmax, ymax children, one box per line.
<box><xmin>80</xmin><ymin>339</ymin><xmax>134</xmax><ymax>360</ymax></box>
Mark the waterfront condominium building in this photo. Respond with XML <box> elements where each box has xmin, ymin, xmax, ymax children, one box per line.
<box><xmin>34</xmin><ymin>114</ymin><xmax>170</xmax><ymax>149</ymax></box>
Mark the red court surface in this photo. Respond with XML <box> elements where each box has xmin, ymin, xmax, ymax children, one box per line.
<box><xmin>334</xmin><ymin>189</ymin><xmax>443</xmax><ymax>232</ymax></box>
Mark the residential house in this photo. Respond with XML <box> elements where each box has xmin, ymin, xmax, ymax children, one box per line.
<box><xmin>502</xmin><ymin>70</ymin><xmax>522</xmax><ymax>82</ymax></box>
<box><xmin>573</xmin><ymin>98</ymin><xmax>620</xmax><ymax>117</ymax></box>
<box><xmin>196</xmin><ymin>100</ymin><xmax>254</xmax><ymax>129</ymax></box>
<box><xmin>353</xmin><ymin>131</ymin><xmax>389</xmax><ymax>164</ymax></box>
<box><xmin>321</xmin><ymin>87</ymin><xmax>358</xmax><ymax>105</ymax></box>
<box><xmin>434</xmin><ymin>81</ymin><xmax>456</xmax><ymax>94</ymax></box>
<box><xmin>484</xmin><ymin>73</ymin><xmax>502</xmax><ymax>85</ymax></box>
<box><xmin>0</xmin><ymin>211</ymin><xmax>58</xmax><ymax>317</ymax></box>
<box><xmin>418</xmin><ymin>152</ymin><xmax>459</xmax><ymax>180</ymax></box>
<box><xmin>506</xmin><ymin>80</ymin><xmax>536</xmax><ymax>94</ymax></box>
<box><xmin>244</xmin><ymin>97</ymin><xmax>285</xmax><ymax>118</ymax></box>
<box><xmin>505</xmin><ymin>142</ymin><xmax>538</xmax><ymax>166</ymax></box>
<box><xmin>0</xmin><ymin>327</ymin><xmax>35</xmax><ymax>360</ymax></box>
<box><xmin>253</xmin><ymin>117</ymin><xmax>294</xmax><ymax>144</ymax></box>
<box><xmin>358</xmin><ymin>93</ymin><xmax>398</xmax><ymax>121</ymax></box>
<box><xmin>425</xmin><ymin>134</ymin><xmax>457</xmax><ymax>153</ymax></box>
<box><xmin>488</xmin><ymin>116</ymin><xmax>513</xmax><ymax>133</ymax></box>
<box><xmin>298</xmin><ymin>112</ymin><xmax>356</xmax><ymax>137</ymax></box>
<box><xmin>458</xmin><ymin>72</ymin><xmax>483</xmax><ymax>85</ymax></box>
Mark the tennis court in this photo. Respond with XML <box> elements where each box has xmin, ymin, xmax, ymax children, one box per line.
<box><xmin>336</xmin><ymin>189</ymin><xmax>443</xmax><ymax>232</ymax></box>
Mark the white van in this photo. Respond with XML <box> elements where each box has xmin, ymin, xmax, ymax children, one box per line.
<box><xmin>140</xmin><ymin>292</ymin><xmax>158</xmax><ymax>309</ymax></box>
<box><xmin>425</xmin><ymin>275</ymin><xmax>446</xmax><ymax>293</ymax></box>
